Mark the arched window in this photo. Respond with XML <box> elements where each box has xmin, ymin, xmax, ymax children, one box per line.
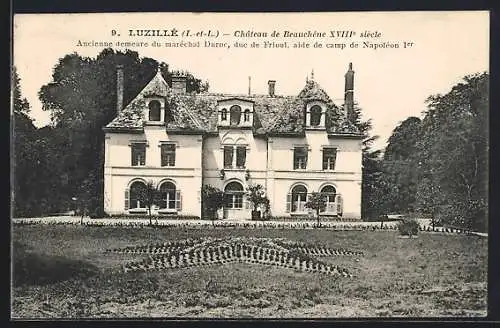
<box><xmin>229</xmin><ymin>105</ymin><xmax>241</xmax><ymax>126</ymax></box>
<box><xmin>224</xmin><ymin>181</ymin><xmax>244</xmax><ymax>209</ymax></box>
<box><xmin>320</xmin><ymin>185</ymin><xmax>336</xmax><ymax>213</ymax></box>
<box><xmin>243</xmin><ymin>109</ymin><xmax>251</xmax><ymax>122</ymax></box>
<box><xmin>310</xmin><ymin>105</ymin><xmax>322</xmax><ymax>126</ymax></box>
<box><xmin>221</xmin><ymin>108</ymin><xmax>227</xmax><ymax>121</ymax></box>
<box><xmin>289</xmin><ymin>185</ymin><xmax>307</xmax><ymax>213</ymax></box>
<box><xmin>129</xmin><ymin>181</ymin><xmax>147</xmax><ymax>209</ymax></box>
<box><xmin>148</xmin><ymin>100</ymin><xmax>161</xmax><ymax>121</ymax></box>
<box><xmin>159</xmin><ymin>181</ymin><xmax>177</xmax><ymax>210</ymax></box>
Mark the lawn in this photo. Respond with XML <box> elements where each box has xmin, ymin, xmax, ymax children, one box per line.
<box><xmin>11</xmin><ymin>224</ymin><xmax>487</xmax><ymax>318</ymax></box>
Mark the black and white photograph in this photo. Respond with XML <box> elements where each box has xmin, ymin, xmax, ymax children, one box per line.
<box><xmin>11</xmin><ymin>11</ymin><xmax>489</xmax><ymax>318</ymax></box>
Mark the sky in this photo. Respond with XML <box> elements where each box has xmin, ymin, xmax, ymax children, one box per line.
<box><xmin>13</xmin><ymin>12</ymin><xmax>489</xmax><ymax>150</ymax></box>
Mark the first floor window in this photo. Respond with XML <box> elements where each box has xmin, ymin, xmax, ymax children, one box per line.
<box><xmin>223</xmin><ymin>145</ymin><xmax>247</xmax><ymax>169</ymax></box>
<box><xmin>224</xmin><ymin>181</ymin><xmax>244</xmax><ymax>209</ymax></box>
<box><xmin>322</xmin><ymin>148</ymin><xmax>337</xmax><ymax>170</ymax></box>
<box><xmin>293</xmin><ymin>147</ymin><xmax>308</xmax><ymax>169</ymax></box>
<box><xmin>224</xmin><ymin>146</ymin><xmax>233</xmax><ymax>168</ymax></box>
<box><xmin>131</xmin><ymin>143</ymin><xmax>146</xmax><ymax>166</ymax></box>
<box><xmin>161</xmin><ymin>143</ymin><xmax>176</xmax><ymax>167</ymax></box>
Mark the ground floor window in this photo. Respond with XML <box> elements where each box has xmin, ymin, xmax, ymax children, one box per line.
<box><xmin>224</xmin><ymin>181</ymin><xmax>244</xmax><ymax>209</ymax></box>
<box><xmin>320</xmin><ymin>185</ymin><xmax>337</xmax><ymax>213</ymax></box>
<box><xmin>159</xmin><ymin>181</ymin><xmax>181</xmax><ymax>210</ymax></box>
<box><xmin>286</xmin><ymin>185</ymin><xmax>308</xmax><ymax>213</ymax></box>
<box><xmin>127</xmin><ymin>181</ymin><xmax>147</xmax><ymax>209</ymax></box>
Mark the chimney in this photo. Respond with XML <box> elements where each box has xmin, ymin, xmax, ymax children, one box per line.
<box><xmin>171</xmin><ymin>72</ymin><xmax>187</xmax><ymax>94</ymax></box>
<box><xmin>268</xmin><ymin>80</ymin><xmax>276</xmax><ymax>97</ymax></box>
<box><xmin>344</xmin><ymin>62</ymin><xmax>355</xmax><ymax>122</ymax></box>
<box><xmin>248</xmin><ymin>76</ymin><xmax>251</xmax><ymax>96</ymax></box>
<box><xmin>116</xmin><ymin>65</ymin><xmax>124</xmax><ymax>116</ymax></box>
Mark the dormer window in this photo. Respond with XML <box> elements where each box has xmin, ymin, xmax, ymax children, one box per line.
<box><xmin>230</xmin><ymin>105</ymin><xmax>241</xmax><ymax>126</ymax></box>
<box><xmin>310</xmin><ymin>105</ymin><xmax>322</xmax><ymax>126</ymax></box>
<box><xmin>244</xmin><ymin>109</ymin><xmax>251</xmax><ymax>122</ymax></box>
<box><xmin>306</xmin><ymin>102</ymin><xmax>326</xmax><ymax>128</ymax></box>
<box><xmin>221</xmin><ymin>108</ymin><xmax>228</xmax><ymax>121</ymax></box>
<box><xmin>148</xmin><ymin>100</ymin><xmax>161</xmax><ymax>121</ymax></box>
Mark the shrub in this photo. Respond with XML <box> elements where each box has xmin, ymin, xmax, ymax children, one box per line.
<box><xmin>397</xmin><ymin>218</ymin><xmax>420</xmax><ymax>237</ymax></box>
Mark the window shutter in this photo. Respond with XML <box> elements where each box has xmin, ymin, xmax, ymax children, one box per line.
<box><xmin>175</xmin><ymin>190</ymin><xmax>182</xmax><ymax>211</ymax></box>
<box><xmin>336</xmin><ymin>194</ymin><xmax>343</xmax><ymax>215</ymax></box>
<box><xmin>124</xmin><ymin>189</ymin><xmax>130</xmax><ymax>210</ymax></box>
<box><xmin>286</xmin><ymin>193</ymin><xmax>291</xmax><ymax>213</ymax></box>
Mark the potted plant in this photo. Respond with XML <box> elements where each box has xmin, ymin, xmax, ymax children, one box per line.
<box><xmin>245</xmin><ymin>184</ymin><xmax>270</xmax><ymax>220</ymax></box>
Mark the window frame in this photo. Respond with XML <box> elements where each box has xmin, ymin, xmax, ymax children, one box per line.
<box><xmin>131</xmin><ymin>142</ymin><xmax>147</xmax><ymax>167</ymax></box>
<box><xmin>293</xmin><ymin>146</ymin><xmax>308</xmax><ymax>170</ymax></box>
<box><xmin>160</xmin><ymin>143</ymin><xmax>176</xmax><ymax>167</ymax></box>
<box><xmin>322</xmin><ymin>147</ymin><xmax>337</xmax><ymax>171</ymax></box>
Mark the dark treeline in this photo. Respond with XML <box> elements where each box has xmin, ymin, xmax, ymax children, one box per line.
<box><xmin>12</xmin><ymin>49</ymin><xmax>208</xmax><ymax>217</ymax></box>
<box><xmin>378</xmin><ymin>73</ymin><xmax>488</xmax><ymax>232</ymax></box>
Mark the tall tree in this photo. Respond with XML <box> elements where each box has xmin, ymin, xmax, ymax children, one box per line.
<box><xmin>382</xmin><ymin>117</ymin><xmax>422</xmax><ymax>213</ymax></box>
<box><xmin>415</xmin><ymin>72</ymin><xmax>488</xmax><ymax>231</ymax></box>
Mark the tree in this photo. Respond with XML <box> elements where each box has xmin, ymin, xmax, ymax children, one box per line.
<box><xmin>305</xmin><ymin>192</ymin><xmax>327</xmax><ymax>226</ymax></box>
<box><xmin>136</xmin><ymin>180</ymin><xmax>160</xmax><ymax>225</ymax></box>
<box><xmin>381</xmin><ymin>117</ymin><xmax>422</xmax><ymax>214</ymax></box>
<box><xmin>201</xmin><ymin>185</ymin><xmax>225</xmax><ymax>225</ymax></box>
<box><xmin>347</xmin><ymin>105</ymin><xmax>386</xmax><ymax>220</ymax></box>
<box><xmin>245</xmin><ymin>184</ymin><xmax>270</xmax><ymax>220</ymax></box>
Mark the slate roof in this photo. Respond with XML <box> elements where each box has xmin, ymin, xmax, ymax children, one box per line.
<box><xmin>104</xmin><ymin>70</ymin><xmax>362</xmax><ymax>137</ymax></box>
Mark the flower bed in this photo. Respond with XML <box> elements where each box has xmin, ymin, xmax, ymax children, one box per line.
<box><xmin>108</xmin><ymin>237</ymin><xmax>360</xmax><ymax>277</ymax></box>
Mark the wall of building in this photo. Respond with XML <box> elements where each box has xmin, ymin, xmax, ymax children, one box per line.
<box><xmin>267</xmin><ymin>131</ymin><xmax>362</xmax><ymax>219</ymax></box>
<box><xmin>104</xmin><ymin>126</ymin><xmax>203</xmax><ymax>216</ymax></box>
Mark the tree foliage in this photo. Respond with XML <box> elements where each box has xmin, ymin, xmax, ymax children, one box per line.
<box><xmin>305</xmin><ymin>192</ymin><xmax>327</xmax><ymax>226</ymax></box>
<box><xmin>135</xmin><ymin>180</ymin><xmax>160</xmax><ymax>225</ymax></box>
<box><xmin>245</xmin><ymin>184</ymin><xmax>270</xmax><ymax>219</ymax></box>
<box><xmin>380</xmin><ymin>72</ymin><xmax>488</xmax><ymax>232</ymax></box>
<box><xmin>201</xmin><ymin>185</ymin><xmax>225</xmax><ymax>222</ymax></box>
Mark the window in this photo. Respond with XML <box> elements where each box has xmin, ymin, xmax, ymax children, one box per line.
<box><xmin>323</xmin><ymin>148</ymin><xmax>337</xmax><ymax>170</ymax></box>
<box><xmin>236</xmin><ymin>146</ymin><xmax>246</xmax><ymax>168</ymax></box>
<box><xmin>244</xmin><ymin>109</ymin><xmax>251</xmax><ymax>122</ymax></box>
<box><xmin>129</xmin><ymin>181</ymin><xmax>146</xmax><ymax>209</ymax></box>
<box><xmin>287</xmin><ymin>185</ymin><xmax>308</xmax><ymax>213</ymax></box>
<box><xmin>224</xmin><ymin>146</ymin><xmax>233</xmax><ymax>168</ymax></box>
<box><xmin>310</xmin><ymin>105</ymin><xmax>322</xmax><ymax>126</ymax></box>
<box><xmin>161</xmin><ymin>143</ymin><xmax>176</xmax><ymax>167</ymax></box>
<box><xmin>148</xmin><ymin>100</ymin><xmax>161</xmax><ymax>121</ymax></box>
<box><xmin>159</xmin><ymin>181</ymin><xmax>181</xmax><ymax>211</ymax></box>
<box><xmin>320</xmin><ymin>185</ymin><xmax>337</xmax><ymax>213</ymax></box>
<box><xmin>229</xmin><ymin>105</ymin><xmax>241</xmax><ymax>126</ymax></box>
<box><xmin>224</xmin><ymin>181</ymin><xmax>244</xmax><ymax>209</ymax></box>
<box><xmin>293</xmin><ymin>147</ymin><xmax>308</xmax><ymax>169</ymax></box>
<box><xmin>221</xmin><ymin>108</ymin><xmax>227</xmax><ymax>121</ymax></box>
<box><xmin>131</xmin><ymin>143</ymin><xmax>146</xmax><ymax>166</ymax></box>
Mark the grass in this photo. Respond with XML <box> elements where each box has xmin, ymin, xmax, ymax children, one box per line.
<box><xmin>11</xmin><ymin>225</ymin><xmax>487</xmax><ymax>318</ymax></box>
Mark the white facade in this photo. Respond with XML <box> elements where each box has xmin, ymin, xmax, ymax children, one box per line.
<box><xmin>104</xmin><ymin>64</ymin><xmax>363</xmax><ymax>220</ymax></box>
